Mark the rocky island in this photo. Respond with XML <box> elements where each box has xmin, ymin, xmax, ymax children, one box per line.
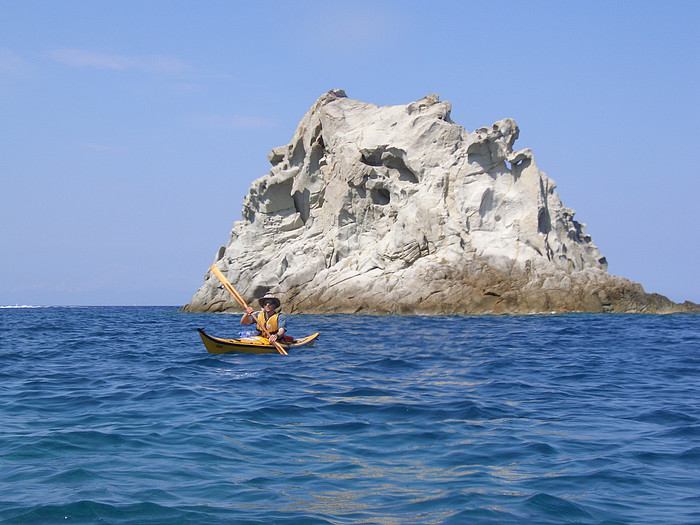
<box><xmin>182</xmin><ymin>90</ymin><xmax>697</xmax><ymax>315</ymax></box>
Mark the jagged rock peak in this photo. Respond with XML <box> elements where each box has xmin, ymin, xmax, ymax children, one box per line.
<box><xmin>183</xmin><ymin>91</ymin><xmax>698</xmax><ymax>315</ymax></box>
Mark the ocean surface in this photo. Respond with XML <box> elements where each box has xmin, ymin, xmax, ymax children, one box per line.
<box><xmin>1</xmin><ymin>307</ymin><xmax>699</xmax><ymax>524</ymax></box>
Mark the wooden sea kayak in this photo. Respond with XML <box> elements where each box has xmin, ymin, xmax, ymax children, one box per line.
<box><xmin>198</xmin><ymin>328</ymin><xmax>319</xmax><ymax>355</ymax></box>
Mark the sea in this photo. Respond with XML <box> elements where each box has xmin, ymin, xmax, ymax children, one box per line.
<box><xmin>1</xmin><ymin>306</ymin><xmax>699</xmax><ymax>524</ymax></box>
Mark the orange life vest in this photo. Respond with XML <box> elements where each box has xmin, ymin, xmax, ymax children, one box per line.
<box><xmin>256</xmin><ymin>311</ymin><xmax>279</xmax><ymax>334</ymax></box>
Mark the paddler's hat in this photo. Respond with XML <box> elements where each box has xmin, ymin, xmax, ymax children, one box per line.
<box><xmin>258</xmin><ymin>294</ymin><xmax>281</xmax><ymax>308</ymax></box>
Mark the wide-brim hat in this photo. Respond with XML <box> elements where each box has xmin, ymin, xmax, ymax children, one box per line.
<box><xmin>258</xmin><ymin>294</ymin><xmax>281</xmax><ymax>308</ymax></box>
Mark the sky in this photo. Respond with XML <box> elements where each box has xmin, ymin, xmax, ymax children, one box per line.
<box><xmin>1</xmin><ymin>1</ymin><xmax>698</xmax><ymax>306</ymax></box>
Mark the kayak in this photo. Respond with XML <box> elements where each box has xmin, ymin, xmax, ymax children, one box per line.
<box><xmin>198</xmin><ymin>328</ymin><xmax>319</xmax><ymax>354</ymax></box>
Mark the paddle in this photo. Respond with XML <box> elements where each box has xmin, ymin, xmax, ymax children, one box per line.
<box><xmin>208</xmin><ymin>264</ymin><xmax>288</xmax><ymax>355</ymax></box>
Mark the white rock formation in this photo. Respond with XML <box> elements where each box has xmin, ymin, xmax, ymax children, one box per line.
<box><xmin>183</xmin><ymin>90</ymin><xmax>696</xmax><ymax>314</ymax></box>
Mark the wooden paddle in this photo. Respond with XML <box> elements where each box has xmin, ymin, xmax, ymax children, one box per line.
<box><xmin>209</xmin><ymin>264</ymin><xmax>288</xmax><ymax>355</ymax></box>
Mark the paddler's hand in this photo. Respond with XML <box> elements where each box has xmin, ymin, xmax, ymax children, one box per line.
<box><xmin>269</xmin><ymin>328</ymin><xmax>284</xmax><ymax>344</ymax></box>
<box><xmin>245</xmin><ymin>306</ymin><xmax>254</xmax><ymax>317</ymax></box>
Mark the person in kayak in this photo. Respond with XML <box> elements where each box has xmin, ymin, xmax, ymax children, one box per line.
<box><xmin>241</xmin><ymin>293</ymin><xmax>289</xmax><ymax>343</ymax></box>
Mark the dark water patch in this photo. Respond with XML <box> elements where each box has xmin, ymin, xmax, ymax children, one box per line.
<box><xmin>629</xmin><ymin>408</ymin><xmax>698</xmax><ymax>426</ymax></box>
<box><xmin>339</xmin><ymin>386</ymin><xmax>398</xmax><ymax>397</ymax></box>
<box><xmin>524</xmin><ymin>493</ymin><xmax>594</xmax><ymax>521</ymax></box>
<box><xmin>1</xmin><ymin>500</ymin><xmax>229</xmax><ymax>524</ymax></box>
<box><xmin>654</xmin><ymin>424</ymin><xmax>700</xmax><ymax>439</ymax></box>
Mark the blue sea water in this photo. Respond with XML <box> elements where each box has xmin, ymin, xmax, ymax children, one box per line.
<box><xmin>1</xmin><ymin>307</ymin><xmax>699</xmax><ymax>524</ymax></box>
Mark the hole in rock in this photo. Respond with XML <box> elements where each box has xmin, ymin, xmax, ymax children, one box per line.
<box><xmin>252</xmin><ymin>286</ymin><xmax>271</xmax><ymax>299</ymax></box>
<box><xmin>371</xmin><ymin>187</ymin><xmax>391</xmax><ymax>205</ymax></box>
<box><xmin>360</xmin><ymin>150</ymin><xmax>383</xmax><ymax>167</ymax></box>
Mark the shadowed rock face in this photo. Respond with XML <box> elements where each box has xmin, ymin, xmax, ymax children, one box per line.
<box><xmin>183</xmin><ymin>90</ymin><xmax>698</xmax><ymax>315</ymax></box>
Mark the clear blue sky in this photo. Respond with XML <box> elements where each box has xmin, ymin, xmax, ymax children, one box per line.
<box><xmin>1</xmin><ymin>1</ymin><xmax>698</xmax><ymax>306</ymax></box>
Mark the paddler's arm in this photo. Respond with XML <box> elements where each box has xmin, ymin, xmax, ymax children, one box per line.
<box><xmin>268</xmin><ymin>313</ymin><xmax>287</xmax><ymax>343</ymax></box>
<box><xmin>241</xmin><ymin>306</ymin><xmax>256</xmax><ymax>325</ymax></box>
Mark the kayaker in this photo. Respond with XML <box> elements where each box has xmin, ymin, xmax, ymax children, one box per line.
<box><xmin>241</xmin><ymin>293</ymin><xmax>288</xmax><ymax>343</ymax></box>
